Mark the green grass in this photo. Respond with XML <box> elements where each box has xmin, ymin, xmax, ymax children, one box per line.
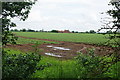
<box><xmin>32</xmin><ymin>56</ymin><xmax>80</xmax><ymax>78</ymax></box>
<box><xmin>14</xmin><ymin>32</ymin><xmax>113</xmax><ymax>45</ymax></box>
<box><xmin>4</xmin><ymin>48</ymin><xmax>24</xmax><ymax>55</ymax></box>
<box><xmin>16</xmin><ymin>37</ymin><xmax>59</xmax><ymax>44</ymax></box>
<box><xmin>4</xmin><ymin>48</ymin><xmax>80</xmax><ymax>78</ymax></box>
<box><xmin>4</xmin><ymin>48</ymin><xmax>120</xmax><ymax>78</ymax></box>
<box><xmin>104</xmin><ymin>61</ymin><xmax>120</xmax><ymax>78</ymax></box>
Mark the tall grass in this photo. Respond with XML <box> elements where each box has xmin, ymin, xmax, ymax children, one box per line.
<box><xmin>32</xmin><ymin>56</ymin><xmax>80</xmax><ymax>78</ymax></box>
<box><xmin>4</xmin><ymin>48</ymin><xmax>120</xmax><ymax>79</ymax></box>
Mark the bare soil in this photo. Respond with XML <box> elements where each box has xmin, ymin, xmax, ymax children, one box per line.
<box><xmin>6</xmin><ymin>36</ymin><xmax>116</xmax><ymax>60</ymax></box>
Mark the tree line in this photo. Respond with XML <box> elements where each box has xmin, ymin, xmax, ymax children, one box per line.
<box><xmin>13</xmin><ymin>29</ymin><xmax>97</xmax><ymax>33</ymax></box>
<box><xmin>12</xmin><ymin>29</ymin><xmax>119</xmax><ymax>34</ymax></box>
<box><xmin>10</xmin><ymin>28</ymin><xmax>49</xmax><ymax>32</ymax></box>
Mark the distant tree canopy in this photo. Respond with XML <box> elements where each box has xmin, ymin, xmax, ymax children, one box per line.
<box><xmin>27</xmin><ymin>29</ymin><xmax>35</xmax><ymax>32</ymax></box>
<box><xmin>72</xmin><ymin>31</ymin><xmax>75</xmax><ymax>33</ymax></box>
<box><xmin>106</xmin><ymin>30</ymin><xmax>113</xmax><ymax>34</ymax></box>
<box><xmin>85</xmin><ymin>31</ymin><xmax>89</xmax><ymax>33</ymax></box>
<box><xmin>10</xmin><ymin>29</ymin><xmax>19</xmax><ymax>32</ymax></box>
<box><xmin>2</xmin><ymin>1</ymin><xmax>36</xmax><ymax>45</ymax></box>
<box><xmin>14</xmin><ymin>29</ymin><xmax>19</xmax><ymax>32</ymax></box>
<box><xmin>71</xmin><ymin>31</ymin><xmax>79</xmax><ymax>33</ymax></box>
<box><xmin>89</xmin><ymin>30</ymin><xmax>96</xmax><ymax>33</ymax></box>
<box><xmin>51</xmin><ymin>30</ymin><xmax>58</xmax><ymax>33</ymax></box>
<box><xmin>10</xmin><ymin>28</ymin><xmax>39</xmax><ymax>32</ymax></box>
<box><xmin>20</xmin><ymin>28</ymin><xmax>27</xmax><ymax>32</ymax></box>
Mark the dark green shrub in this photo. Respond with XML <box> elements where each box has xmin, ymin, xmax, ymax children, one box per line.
<box><xmin>76</xmin><ymin>48</ymin><xmax>117</xmax><ymax>78</ymax></box>
<box><xmin>2</xmin><ymin>51</ymin><xmax>41</xmax><ymax>78</ymax></box>
<box><xmin>76</xmin><ymin>49</ymin><xmax>101</xmax><ymax>78</ymax></box>
<box><xmin>104</xmin><ymin>61</ymin><xmax>120</xmax><ymax>79</ymax></box>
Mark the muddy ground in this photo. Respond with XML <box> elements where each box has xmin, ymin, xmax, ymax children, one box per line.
<box><xmin>6</xmin><ymin>36</ymin><xmax>116</xmax><ymax>60</ymax></box>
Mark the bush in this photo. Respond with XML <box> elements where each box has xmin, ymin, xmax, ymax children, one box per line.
<box><xmin>104</xmin><ymin>61</ymin><xmax>120</xmax><ymax>79</ymax></box>
<box><xmin>76</xmin><ymin>49</ymin><xmax>102</xmax><ymax>78</ymax></box>
<box><xmin>2</xmin><ymin>51</ymin><xmax>41</xmax><ymax>78</ymax></box>
<box><xmin>76</xmin><ymin>48</ymin><xmax>117</xmax><ymax>78</ymax></box>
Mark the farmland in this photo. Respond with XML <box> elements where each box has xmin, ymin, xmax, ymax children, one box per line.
<box><xmin>4</xmin><ymin>32</ymin><xmax>120</xmax><ymax>78</ymax></box>
<box><xmin>4</xmin><ymin>48</ymin><xmax>84</xmax><ymax>78</ymax></box>
<box><xmin>5</xmin><ymin>47</ymin><xmax>120</xmax><ymax>78</ymax></box>
<box><xmin>2</xmin><ymin>0</ymin><xmax>120</xmax><ymax>79</ymax></box>
<box><xmin>16</xmin><ymin>37</ymin><xmax>59</xmax><ymax>44</ymax></box>
<box><xmin>14</xmin><ymin>32</ymin><xmax>113</xmax><ymax>45</ymax></box>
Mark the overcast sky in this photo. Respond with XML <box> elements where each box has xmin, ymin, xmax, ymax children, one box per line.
<box><xmin>11</xmin><ymin>0</ymin><xmax>112</xmax><ymax>32</ymax></box>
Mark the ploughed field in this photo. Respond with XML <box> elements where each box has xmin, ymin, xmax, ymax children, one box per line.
<box><xmin>6</xmin><ymin>32</ymin><xmax>118</xmax><ymax>59</ymax></box>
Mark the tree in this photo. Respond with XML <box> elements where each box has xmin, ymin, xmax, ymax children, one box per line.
<box><xmin>106</xmin><ymin>30</ymin><xmax>113</xmax><ymax>34</ymax></box>
<box><xmin>51</xmin><ymin>30</ymin><xmax>58</xmax><ymax>33</ymax></box>
<box><xmin>20</xmin><ymin>28</ymin><xmax>27</xmax><ymax>32</ymax></box>
<box><xmin>27</xmin><ymin>29</ymin><xmax>35</xmax><ymax>32</ymax></box>
<box><xmin>85</xmin><ymin>31</ymin><xmax>89</xmax><ymax>33</ymax></box>
<box><xmin>72</xmin><ymin>31</ymin><xmax>75</xmax><ymax>33</ymax></box>
<box><xmin>14</xmin><ymin>29</ymin><xmax>19</xmax><ymax>32</ymax></box>
<box><xmin>10</xmin><ymin>29</ymin><xmax>14</xmax><ymax>31</ymax></box>
<box><xmin>98</xmin><ymin>0</ymin><xmax>120</xmax><ymax>72</ymax></box>
<box><xmin>76</xmin><ymin>1</ymin><xmax>120</xmax><ymax>78</ymax></box>
<box><xmin>1</xmin><ymin>1</ymin><xmax>43</xmax><ymax>79</ymax></box>
<box><xmin>99</xmin><ymin>0</ymin><xmax>120</xmax><ymax>46</ymax></box>
<box><xmin>2</xmin><ymin>1</ymin><xmax>36</xmax><ymax>45</ymax></box>
<box><xmin>89</xmin><ymin>30</ymin><xmax>96</xmax><ymax>33</ymax></box>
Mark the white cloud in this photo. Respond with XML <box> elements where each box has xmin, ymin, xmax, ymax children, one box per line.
<box><xmin>12</xmin><ymin>0</ymin><xmax>113</xmax><ymax>32</ymax></box>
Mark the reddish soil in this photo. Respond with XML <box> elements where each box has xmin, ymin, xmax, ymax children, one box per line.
<box><xmin>6</xmin><ymin>36</ymin><xmax>116</xmax><ymax>60</ymax></box>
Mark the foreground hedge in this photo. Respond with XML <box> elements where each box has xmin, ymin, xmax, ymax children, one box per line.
<box><xmin>2</xmin><ymin>51</ymin><xmax>41</xmax><ymax>78</ymax></box>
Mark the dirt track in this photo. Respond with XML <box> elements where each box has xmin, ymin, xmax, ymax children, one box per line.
<box><xmin>6</xmin><ymin>36</ymin><xmax>115</xmax><ymax>60</ymax></box>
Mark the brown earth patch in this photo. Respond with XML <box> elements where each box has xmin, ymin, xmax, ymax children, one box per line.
<box><xmin>5</xmin><ymin>36</ymin><xmax>116</xmax><ymax>60</ymax></box>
